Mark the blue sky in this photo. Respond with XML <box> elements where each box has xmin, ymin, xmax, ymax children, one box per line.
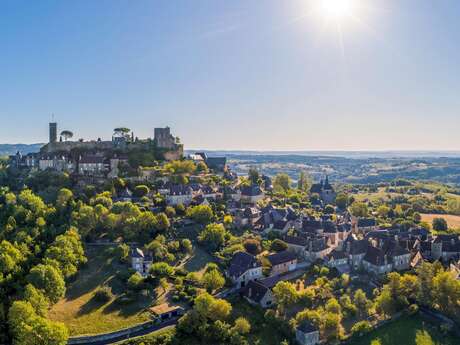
<box><xmin>1</xmin><ymin>0</ymin><xmax>459</xmax><ymax>150</ymax></box>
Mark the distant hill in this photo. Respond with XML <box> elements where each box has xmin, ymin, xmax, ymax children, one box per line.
<box><xmin>0</xmin><ymin>144</ymin><xmax>43</xmax><ymax>157</ymax></box>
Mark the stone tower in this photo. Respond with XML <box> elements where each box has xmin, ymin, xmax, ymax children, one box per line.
<box><xmin>49</xmin><ymin>122</ymin><xmax>57</xmax><ymax>143</ymax></box>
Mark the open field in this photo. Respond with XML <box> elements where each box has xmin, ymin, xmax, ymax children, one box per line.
<box><xmin>353</xmin><ymin>188</ymin><xmax>404</xmax><ymax>203</ymax></box>
<box><xmin>49</xmin><ymin>246</ymin><xmax>153</xmax><ymax>336</ymax></box>
<box><xmin>182</xmin><ymin>245</ymin><xmax>215</xmax><ymax>278</ymax></box>
<box><xmin>347</xmin><ymin>315</ymin><xmax>457</xmax><ymax>345</ymax></box>
<box><xmin>421</xmin><ymin>214</ymin><xmax>460</xmax><ymax>229</ymax></box>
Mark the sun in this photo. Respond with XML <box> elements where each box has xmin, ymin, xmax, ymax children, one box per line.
<box><xmin>318</xmin><ymin>0</ymin><xmax>356</xmax><ymax>21</ymax></box>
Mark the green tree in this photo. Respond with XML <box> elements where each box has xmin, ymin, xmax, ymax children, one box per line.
<box><xmin>186</xmin><ymin>205</ymin><xmax>214</xmax><ymax>224</ymax></box>
<box><xmin>150</xmin><ymin>262</ymin><xmax>175</xmax><ymax>278</ymax></box>
<box><xmin>233</xmin><ymin>317</ymin><xmax>251</xmax><ymax>334</ymax></box>
<box><xmin>27</xmin><ymin>264</ymin><xmax>66</xmax><ymax>304</ymax></box>
<box><xmin>272</xmin><ymin>281</ymin><xmax>298</xmax><ymax>315</ymax></box>
<box><xmin>248</xmin><ymin>168</ymin><xmax>261</xmax><ymax>185</ymax></box>
<box><xmin>432</xmin><ymin>217</ymin><xmax>448</xmax><ymax>231</ymax></box>
<box><xmin>196</xmin><ymin>161</ymin><xmax>209</xmax><ymax>174</ymax></box>
<box><xmin>353</xmin><ymin>289</ymin><xmax>372</xmax><ymax>318</ymax></box>
<box><xmin>198</xmin><ymin>223</ymin><xmax>228</xmax><ymax>251</ymax></box>
<box><xmin>297</xmin><ymin>171</ymin><xmax>312</xmax><ymax>192</ymax></box>
<box><xmin>335</xmin><ymin>193</ymin><xmax>349</xmax><ymax>209</ymax></box>
<box><xmin>415</xmin><ymin>330</ymin><xmax>435</xmax><ymax>345</ymax></box>
<box><xmin>273</xmin><ymin>173</ymin><xmax>291</xmax><ymax>193</ymax></box>
<box><xmin>270</xmin><ymin>239</ymin><xmax>288</xmax><ymax>252</ymax></box>
<box><xmin>8</xmin><ymin>300</ymin><xmax>69</xmax><ymax>345</ymax></box>
<box><xmin>194</xmin><ymin>292</ymin><xmax>232</xmax><ymax>321</ymax></box>
<box><xmin>351</xmin><ymin>320</ymin><xmax>372</xmax><ymax>336</ymax></box>
<box><xmin>202</xmin><ymin>269</ymin><xmax>225</xmax><ymax>293</ymax></box>
<box><xmin>134</xmin><ymin>185</ymin><xmax>150</xmax><ymax>198</ymax></box>
<box><xmin>127</xmin><ymin>272</ymin><xmax>144</xmax><ymax>291</ymax></box>
<box><xmin>350</xmin><ymin>202</ymin><xmax>369</xmax><ymax>217</ymax></box>
<box><xmin>23</xmin><ymin>284</ymin><xmax>49</xmax><ymax>317</ymax></box>
<box><xmin>155</xmin><ymin>212</ymin><xmax>171</xmax><ymax>231</ymax></box>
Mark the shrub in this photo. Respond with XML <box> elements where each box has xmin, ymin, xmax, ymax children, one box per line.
<box><xmin>351</xmin><ymin>321</ymin><xmax>372</xmax><ymax>336</ymax></box>
<box><xmin>94</xmin><ymin>286</ymin><xmax>113</xmax><ymax>303</ymax></box>
<box><xmin>407</xmin><ymin>303</ymin><xmax>419</xmax><ymax>315</ymax></box>
<box><xmin>270</xmin><ymin>239</ymin><xmax>288</xmax><ymax>252</ymax></box>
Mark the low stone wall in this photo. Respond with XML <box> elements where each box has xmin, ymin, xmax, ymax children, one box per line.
<box><xmin>67</xmin><ymin>321</ymin><xmax>155</xmax><ymax>345</ymax></box>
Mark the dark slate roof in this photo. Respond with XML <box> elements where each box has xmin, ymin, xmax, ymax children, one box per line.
<box><xmin>338</xmin><ymin>223</ymin><xmax>351</xmax><ymax>232</ymax></box>
<box><xmin>434</xmin><ymin>234</ymin><xmax>459</xmax><ymax>243</ymax></box>
<box><xmin>365</xmin><ymin>230</ymin><xmax>389</xmax><ymax>240</ymax></box>
<box><xmin>387</xmin><ymin>242</ymin><xmax>410</xmax><ymax>258</ymax></box>
<box><xmin>363</xmin><ymin>246</ymin><xmax>391</xmax><ymax>266</ymax></box>
<box><xmin>206</xmin><ymin>156</ymin><xmax>227</xmax><ymax>167</ymax></box>
<box><xmin>310</xmin><ymin>183</ymin><xmax>323</xmax><ymax>194</ymax></box>
<box><xmin>267</xmin><ymin>251</ymin><xmax>297</xmax><ymax>266</ymax></box>
<box><xmin>409</xmin><ymin>227</ymin><xmax>428</xmax><ymax>238</ymax></box>
<box><xmin>323</xmin><ymin>221</ymin><xmax>338</xmax><ymax>233</ymax></box>
<box><xmin>297</xmin><ymin>321</ymin><xmax>318</xmax><ymax>334</ymax></box>
<box><xmin>258</xmin><ymin>275</ymin><xmax>283</xmax><ymax>289</ymax></box>
<box><xmin>80</xmin><ymin>155</ymin><xmax>106</xmax><ymax>164</ymax></box>
<box><xmin>357</xmin><ymin>218</ymin><xmax>377</xmax><ymax>227</ymax></box>
<box><xmin>348</xmin><ymin>239</ymin><xmax>368</xmax><ymax>255</ymax></box>
<box><xmin>244</xmin><ymin>207</ymin><xmax>260</xmax><ymax>218</ymax></box>
<box><xmin>420</xmin><ymin>241</ymin><xmax>432</xmax><ymax>252</ymax></box>
<box><xmin>241</xmin><ymin>184</ymin><xmax>263</xmax><ymax>197</ymax></box>
<box><xmin>327</xmin><ymin>249</ymin><xmax>348</xmax><ymax>260</ymax></box>
<box><xmin>308</xmin><ymin>237</ymin><xmax>329</xmax><ymax>252</ymax></box>
<box><xmin>273</xmin><ymin>219</ymin><xmax>289</xmax><ymax>230</ymax></box>
<box><xmin>242</xmin><ymin>280</ymin><xmax>269</xmax><ymax>303</ymax></box>
<box><xmin>443</xmin><ymin>241</ymin><xmax>460</xmax><ymax>253</ymax></box>
<box><xmin>228</xmin><ymin>251</ymin><xmax>260</xmax><ymax>278</ymax></box>
<box><xmin>284</xmin><ymin>235</ymin><xmax>308</xmax><ymax>247</ymax></box>
<box><xmin>302</xmin><ymin>219</ymin><xmax>323</xmax><ymax>232</ymax></box>
<box><xmin>200</xmin><ymin>185</ymin><xmax>215</xmax><ymax>194</ymax></box>
<box><xmin>169</xmin><ymin>185</ymin><xmax>193</xmax><ymax>195</ymax></box>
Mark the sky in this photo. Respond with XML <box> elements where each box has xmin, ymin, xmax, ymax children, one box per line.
<box><xmin>1</xmin><ymin>0</ymin><xmax>459</xmax><ymax>150</ymax></box>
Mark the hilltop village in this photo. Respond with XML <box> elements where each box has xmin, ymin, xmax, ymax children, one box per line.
<box><xmin>2</xmin><ymin>124</ymin><xmax>460</xmax><ymax>345</ymax></box>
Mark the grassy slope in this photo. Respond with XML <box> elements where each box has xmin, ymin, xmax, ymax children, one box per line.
<box><xmin>49</xmin><ymin>246</ymin><xmax>153</xmax><ymax>336</ymax></box>
<box><xmin>347</xmin><ymin>315</ymin><xmax>458</xmax><ymax>345</ymax></box>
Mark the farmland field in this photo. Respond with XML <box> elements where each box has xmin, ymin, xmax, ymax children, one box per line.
<box><xmin>421</xmin><ymin>214</ymin><xmax>460</xmax><ymax>229</ymax></box>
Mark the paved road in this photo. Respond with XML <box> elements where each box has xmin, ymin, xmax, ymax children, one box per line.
<box><xmin>69</xmin><ymin>318</ymin><xmax>178</xmax><ymax>345</ymax></box>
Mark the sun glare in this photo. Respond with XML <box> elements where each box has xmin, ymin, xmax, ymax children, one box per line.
<box><xmin>319</xmin><ymin>0</ymin><xmax>356</xmax><ymax>21</ymax></box>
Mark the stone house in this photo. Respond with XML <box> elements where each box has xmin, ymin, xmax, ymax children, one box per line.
<box><xmin>240</xmin><ymin>184</ymin><xmax>265</xmax><ymax>204</ymax></box>
<box><xmin>166</xmin><ymin>185</ymin><xmax>193</xmax><ymax>205</ymax></box>
<box><xmin>296</xmin><ymin>322</ymin><xmax>320</xmax><ymax>345</ymax></box>
<box><xmin>130</xmin><ymin>248</ymin><xmax>153</xmax><ymax>276</ymax></box>
<box><xmin>227</xmin><ymin>251</ymin><xmax>263</xmax><ymax>288</ymax></box>
<box><xmin>242</xmin><ymin>280</ymin><xmax>275</xmax><ymax>308</ymax></box>
<box><xmin>268</xmin><ymin>251</ymin><xmax>297</xmax><ymax>276</ymax></box>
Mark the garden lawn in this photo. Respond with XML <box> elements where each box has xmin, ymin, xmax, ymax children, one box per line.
<box><xmin>347</xmin><ymin>315</ymin><xmax>458</xmax><ymax>345</ymax></box>
<box><xmin>48</xmin><ymin>245</ymin><xmax>153</xmax><ymax>336</ymax></box>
